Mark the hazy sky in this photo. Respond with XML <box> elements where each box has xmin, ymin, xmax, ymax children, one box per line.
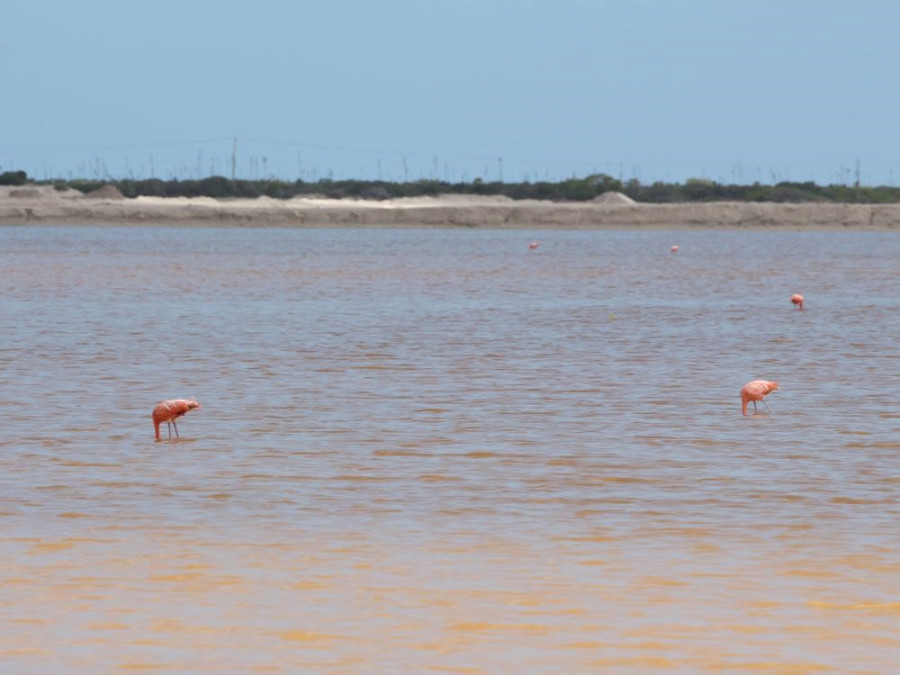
<box><xmin>3</xmin><ymin>0</ymin><xmax>899</xmax><ymax>184</ymax></box>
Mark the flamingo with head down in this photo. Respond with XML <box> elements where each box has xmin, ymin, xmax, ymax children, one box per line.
<box><xmin>740</xmin><ymin>380</ymin><xmax>778</xmax><ymax>416</ymax></box>
<box><xmin>153</xmin><ymin>398</ymin><xmax>201</xmax><ymax>441</ymax></box>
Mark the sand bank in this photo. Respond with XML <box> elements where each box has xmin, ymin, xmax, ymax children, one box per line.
<box><xmin>1</xmin><ymin>185</ymin><xmax>898</xmax><ymax>229</ymax></box>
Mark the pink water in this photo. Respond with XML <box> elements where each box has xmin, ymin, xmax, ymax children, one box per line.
<box><xmin>1</xmin><ymin>226</ymin><xmax>899</xmax><ymax>673</ymax></box>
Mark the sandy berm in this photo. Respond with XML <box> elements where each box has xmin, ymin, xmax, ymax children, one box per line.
<box><xmin>2</xmin><ymin>184</ymin><xmax>898</xmax><ymax>229</ymax></box>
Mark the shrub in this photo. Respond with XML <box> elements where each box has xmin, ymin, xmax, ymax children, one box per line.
<box><xmin>0</xmin><ymin>170</ymin><xmax>28</xmax><ymax>186</ymax></box>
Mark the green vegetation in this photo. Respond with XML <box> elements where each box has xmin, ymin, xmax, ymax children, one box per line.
<box><xmin>9</xmin><ymin>170</ymin><xmax>900</xmax><ymax>203</ymax></box>
<box><xmin>0</xmin><ymin>170</ymin><xmax>29</xmax><ymax>186</ymax></box>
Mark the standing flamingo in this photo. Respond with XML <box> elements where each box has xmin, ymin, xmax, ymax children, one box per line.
<box><xmin>740</xmin><ymin>380</ymin><xmax>778</xmax><ymax>416</ymax></box>
<box><xmin>791</xmin><ymin>294</ymin><xmax>804</xmax><ymax>310</ymax></box>
<box><xmin>153</xmin><ymin>398</ymin><xmax>201</xmax><ymax>441</ymax></box>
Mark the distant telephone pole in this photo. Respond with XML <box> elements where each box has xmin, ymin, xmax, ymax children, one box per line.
<box><xmin>855</xmin><ymin>158</ymin><xmax>861</xmax><ymax>201</ymax></box>
<box><xmin>231</xmin><ymin>138</ymin><xmax>238</xmax><ymax>181</ymax></box>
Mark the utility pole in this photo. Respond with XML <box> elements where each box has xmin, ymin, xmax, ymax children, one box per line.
<box><xmin>232</xmin><ymin>138</ymin><xmax>239</xmax><ymax>180</ymax></box>
<box><xmin>855</xmin><ymin>158</ymin><xmax>861</xmax><ymax>202</ymax></box>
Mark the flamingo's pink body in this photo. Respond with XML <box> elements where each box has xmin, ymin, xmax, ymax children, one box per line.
<box><xmin>740</xmin><ymin>380</ymin><xmax>778</xmax><ymax>416</ymax></box>
<box><xmin>529</xmin><ymin>241</ymin><xmax>539</xmax><ymax>250</ymax></box>
<box><xmin>153</xmin><ymin>398</ymin><xmax>201</xmax><ymax>441</ymax></box>
<box><xmin>670</xmin><ymin>245</ymin><xmax>679</xmax><ymax>253</ymax></box>
<box><xmin>791</xmin><ymin>294</ymin><xmax>804</xmax><ymax>310</ymax></box>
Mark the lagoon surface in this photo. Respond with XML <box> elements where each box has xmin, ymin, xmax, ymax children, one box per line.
<box><xmin>1</xmin><ymin>226</ymin><xmax>899</xmax><ymax>673</ymax></box>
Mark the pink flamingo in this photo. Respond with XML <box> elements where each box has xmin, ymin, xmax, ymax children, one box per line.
<box><xmin>529</xmin><ymin>241</ymin><xmax>539</xmax><ymax>250</ymax></box>
<box><xmin>740</xmin><ymin>380</ymin><xmax>778</xmax><ymax>416</ymax></box>
<box><xmin>791</xmin><ymin>294</ymin><xmax>804</xmax><ymax>310</ymax></box>
<box><xmin>153</xmin><ymin>398</ymin><xmax>201</xmax><ymax>441</ymax></box>
<box><xmin>670</xmin><ymin>245</ymin><xmax>679</xmax><ymax>253</ymax></box>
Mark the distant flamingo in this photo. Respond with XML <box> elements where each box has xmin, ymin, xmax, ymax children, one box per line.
<box><xmin>670</xmin><ymin>245</ymin><xmax>679</xmax><ymax>253</ymax></box>
<box><xmin>740</xmin><ymin>380</ymin><xmax>779</xmax><ymax>416</ymax></box>
<box><xmin>791</xmin><ymin>293</ymin><xmax>804</xmax><ymax>310</ymax></box>
<box><xmin>153</xmin><ymin>398</ymin><xmax>201</xmax><ymax>441</ymax></box>
<box><xmin>529</xmin><ymin>241</ymin><xmax>539</xmax><ymax>250</ymax></box>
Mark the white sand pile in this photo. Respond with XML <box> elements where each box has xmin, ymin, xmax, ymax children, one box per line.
<box><xmin>133</xmin><ymin>195</ymin><xmax>221</xmax><ymax>206</ymax></box>
<box><xmin>283</xmin><ymin>194</ymin><xmax>517</xmax><ymax>209</ymax></box>
<box><xmin>592</xmin><ymin>191</ymin><xmax>636</xmax><ymax>204</ymax></box>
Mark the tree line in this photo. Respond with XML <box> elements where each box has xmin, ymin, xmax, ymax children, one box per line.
<box><xmin>4</xmin><ymin>169</ymin><xmax>900</xmax><ymax>203</ymax></box>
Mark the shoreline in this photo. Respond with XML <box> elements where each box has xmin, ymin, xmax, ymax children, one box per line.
<box><xmin>2</xmin><ymin>186</ymin><xmax>899</xmax><ymax>229</ymax></box>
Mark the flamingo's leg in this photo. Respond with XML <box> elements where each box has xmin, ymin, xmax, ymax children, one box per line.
<box><xmin>172</xmin><ymin>420</ymin><xmax>180</xmax><ymax>438</ymax></box>
<box><xmin>762</xmin><ymin>400</ymin><xmax>772</xmax><ymax>415</ymax></box>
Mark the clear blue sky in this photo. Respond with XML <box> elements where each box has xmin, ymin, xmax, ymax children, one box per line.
<box><xmin>3</xmin><ymin>0</ymin><xmax>899</xmax><ymax>185</ymax></box>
